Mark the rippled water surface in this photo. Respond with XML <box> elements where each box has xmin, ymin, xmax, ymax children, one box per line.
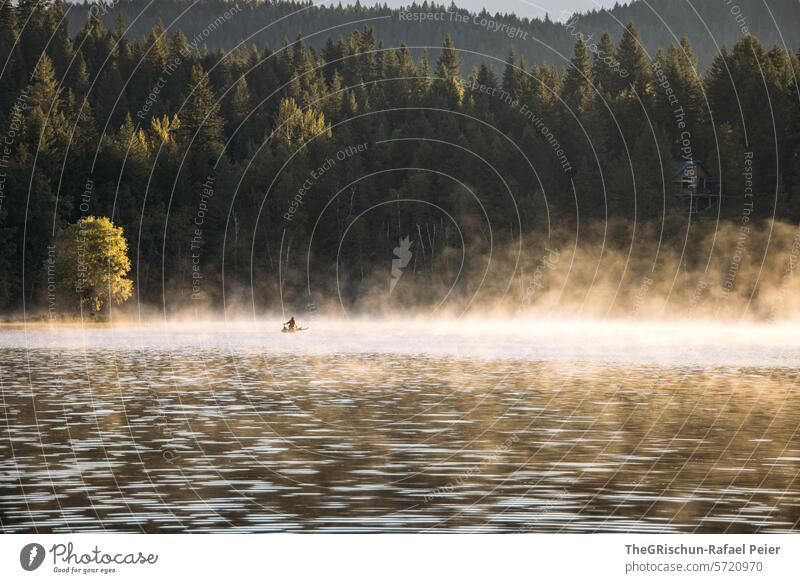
<box><xmin>1</xmin><ymin>321</ymin><xmax>799</xmax><ymax>532</ymax></box>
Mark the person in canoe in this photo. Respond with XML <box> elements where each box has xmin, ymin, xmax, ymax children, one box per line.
<box><xmin>282</xmin><ymin>317</ymin><xmax>308</xmax><ymax>332</ymax></box>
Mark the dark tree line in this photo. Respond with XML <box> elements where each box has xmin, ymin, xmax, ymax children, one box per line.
<box><xmin>63</xmin><ymin>0</ymin><xmax>800</xmax><ymax>70</ymax></box>
<box><xmin>0</xmin><ymin>0</ymin><xmax>798</xmax><ymax>314</ymax></box>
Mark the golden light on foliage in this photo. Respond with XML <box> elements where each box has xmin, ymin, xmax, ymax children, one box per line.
<box><xmin>53</xmin><ymin>216</ymin><xmax>134</xmax><ymax>314</ymax></box>
<box><xmin>272</xmin><ymin>97</ymin><xmax>331</xmax><ymax>147</ymax></box>
<box><xmin>150</xmin><ymin>113</ymin><xmax>181</xmax><ymax>145</ymax></box>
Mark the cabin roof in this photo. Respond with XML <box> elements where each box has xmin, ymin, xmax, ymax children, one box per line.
<box><xmin>673</xmin><ymin>159</ymin><xmax>703</xmax><ymax>176</ymax></box>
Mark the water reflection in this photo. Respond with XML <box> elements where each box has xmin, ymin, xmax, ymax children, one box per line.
<box><xmin>0</xmin><ymin>325</ymin><xmax>799</xmax><ymax>532</ymax></box>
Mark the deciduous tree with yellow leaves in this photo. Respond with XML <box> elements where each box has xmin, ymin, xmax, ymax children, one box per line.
<box><xmin>53</xmin><ymin>216</ymin><xmax>134</xmax><ymax>314</ymax></box>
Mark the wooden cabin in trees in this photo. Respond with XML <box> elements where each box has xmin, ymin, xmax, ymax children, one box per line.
<box><xmin>673</xmin><ymin>160</ymin><xmax>721</xmax><ymax>215</ymax></box>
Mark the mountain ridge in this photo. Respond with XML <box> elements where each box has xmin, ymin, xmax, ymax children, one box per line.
<box><xmin>65</xmin><ymin>0</ymin><xmax>800</xmax><ymax>70</ymax></box>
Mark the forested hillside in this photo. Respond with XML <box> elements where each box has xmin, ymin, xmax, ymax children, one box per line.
<box><xmin>62</xmin><ymin>0</ymin><xmax>800</xmax><ymax>69</ymax></box>
<box><xmin>0</xmin><ymin>0</ymin><xmax>798</xmax><ymax>317</ymax></box>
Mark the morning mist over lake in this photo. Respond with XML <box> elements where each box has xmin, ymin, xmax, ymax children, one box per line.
<box><xmin>1</xmin><ymin>1</ymin><xmax>800</xmax><ymax>581</ymax></box>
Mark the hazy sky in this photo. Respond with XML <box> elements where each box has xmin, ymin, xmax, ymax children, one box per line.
<box><xmin>345</xmin><ymin>1</ymin><xmax>623</xmax><ymax>21</ymax></box>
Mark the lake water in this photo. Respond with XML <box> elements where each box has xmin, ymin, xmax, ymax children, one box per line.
<box><xmin>1</xmin><ymin>320</ymin><xmax>799</xmax><ymax>533</ymax></box>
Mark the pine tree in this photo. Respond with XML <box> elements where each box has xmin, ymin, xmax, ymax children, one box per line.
<box><xmin>473</xmin><ymin>63</ymin><xmax>498</xmax><ymax>116</ymax></box>
<box><xmin>224</xmin><ymin>76</ymin><xmax>251</xmax><ymax>156</ymax></box>
<box><xmin>16</xmin><ymin>0</ymin><xmax>50</xmax><ymax>78</ymax></box>
<box><xmin>561</xmin><ymin>38</ymin><xmax>592</xmax><ymax>113</ymax></box>
<box><xmin>0</xmin><ymin>0</ymin><xmax>24</xmax><ymax>114</ymax></box>
<box><xmin>358</xmin><ymin>26</ymin><xmax>377</xmax><ymax>81</ymax></box>
<box><xmin>616</xmin><ymin>23</ymin><xmax>652</xmax><ymax>96</ymax></box>
<box><xmin>324</xmin><ymin>70</ymin><xmax>344</xmax><ymax>120</ymax></box>
<box><xmin>224</xmin><ymin>76</ymin><xmax>251</xmax><ymax>130</ymax></box>
<box><xmin>69</xmin><ymin>52</ymin><xmax>91</xmax><ymax>99</ymax></box>
<box><xmin>656</xmin><ymin>38</ymin><xmax>704</xmax><ymax>159</ymax></box>
<box><xmin>180</xmin><ymin>64</ymin><xmax>224</xmax><ymax>157</ymax></box>
<box><xmin>321</xmin><ymin>37</ymin><xmax>343</xmax><ymax>82</ymax></box>
<box><xmin>140</xmin><ymin>20</ymin><xmax>169</xmax><ymax>91</ymax></box>
<box><xmin>516</xmin><ymin>55</ymin><xmax>533</xmax><ymax>104</ymax></box>
<box><xmin>395</xmin><ymin>44</ymin><xmax>416</xmax><ymax>104</ymax></box>
<box><xmin>433</xmin><ymin>35</ymin><xmax>463</xmax><ymax>106</ymax></box>
<box><xmin>502</xmin><ymin>48</ymin><xmax>518</xmax><ymax>99</ymax></box>
<box><xmin>415</xmin><ymin>49</ymin><xmax>432</xmax><ymax>98</ymax></box>
<box><xmin>592</xmin><ymin>32</ymin><xmax>619</xmax><ymax>94</ymax></box>
<box><xmin>48</xmin><ymin>0</ymin><xmax>73</xmax><ymax>79</ymax></box>
<box><xmin>75</xmin><ymin>6</ymin><xmax>111</xmax><ymax>77</ymax></box>
<box><xmin>24</xmin><ymin>55</ymin><xmax>65</xmax><ymax>164</ymax></box>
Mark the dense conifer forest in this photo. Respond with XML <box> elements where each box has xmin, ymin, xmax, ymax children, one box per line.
<box><xmin>63</xmin><ymin>0</ymin><xmax>800</xmax><ymax>70</ymax></box>
<box><xmin>0</xmin><ymin>0</ymin><xmax>798</xmax><ymax>316</ymax></box>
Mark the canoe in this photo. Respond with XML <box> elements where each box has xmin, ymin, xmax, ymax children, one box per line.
<box><xmin>281</xmin><ymin>327</ymin><xmax>308</xmax><ymax>333</ymax></box>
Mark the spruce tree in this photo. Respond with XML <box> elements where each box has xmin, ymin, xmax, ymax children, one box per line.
<box><xmin>434</xmin><ymin>35</ymin><xmax>463</xmax><ymax>106</ymax></box>
<box><xmin>616</xmin><ymin>23</ymin><xmax>652</xmax><ymax>96</ymax></box>
<box><xmin>181</xmin><ymin>64</ymin><xmax>224</xmax><ymax>157</ymax></box>
<box><xmin>0</xmin><ymin>0</ymin><xmax>24</xmax><ymax>114</ymax></box>
<box><xmin>48</xmin><ymin>0</ymin><xmax>73</xmax><ymax>79</ymax></box>
<box><xmin>502</xmin><ymin>48</ymin><xmax>518</xmax><ymax>99</ymax></box>
<box><xmin>561</xmin><ymin>38</ymin><xmax>592</xmax><ymax>113</ymax></box>
<box><xmin>592</xmin><ymin>32</ymin><xmax>619</xmax><ymax>94</ymax></box>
